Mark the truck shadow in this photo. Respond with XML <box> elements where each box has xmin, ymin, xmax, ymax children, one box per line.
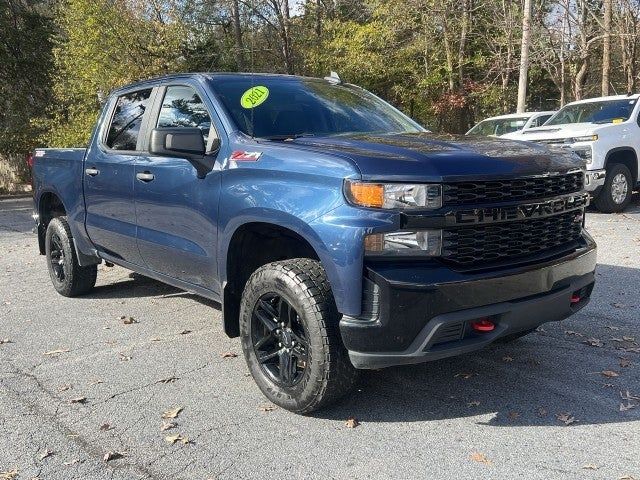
<box><xmin>82</xmin><ymin>261</ymin><xmax>639</xmax><ymax>428</ymax></box>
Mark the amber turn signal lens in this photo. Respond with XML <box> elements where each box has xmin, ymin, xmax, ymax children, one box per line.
<box><xmin>346</xmin><ymin>181</ymin><xmax>384</xmax><ymax>208</ymax></box>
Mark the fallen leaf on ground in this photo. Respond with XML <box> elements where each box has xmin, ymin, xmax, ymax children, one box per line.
<box><xmin>583</xmin><ymin>338</ymin><xmax>603</xmax><ymax>347</ymax></box>
<box><xmin>160</xmin><ymin>421</ymin><xmax>177</xmax><ymax>431</ymax></box>
<box><xmin>63</xmin><ymin>459</ymin><xmax>79</xmax><ymax>466</ymax></box>
<box><xmin>470</xmin><ymin>452</ymin><xmax>492</xmax><ymax>465</ymax></box>
<box><xmin>556</xmin><ymin>413</ymin><xmax>577</xmax><ymax>425</ymax></box>
<box><xmin>69</xmin><ymin>396</ymin><xmax>87</xmax><ymax>404</ymax></box>
<box><xmin>601</xmin><ymin>370</ymin><xmax>620</xmax><ymax>378</ymax></box>
<box><xmin>606</xmin><ymin>325</ymin><xmax>620</xmax><ymax>331</ymax></box>
<box><xmin>57</xmin><ymin>385</ymin><xmax>72</xmax><ymax>392</ymax></box>
<box><xmin>620</xmin><ymin>402</ymin><xmax>637</xmax><ymax>412</ymax></box>
<box><xmin>620</xmin><ymin>390</ymin><xmax>640</xmax><ymax>401</ymax></box>
<box><xmin>0</xmin><ymin>338</ymin><xmax>12</xmax><ymax>344</ymax></box>
<box><xmin>118</xmin><ymin>353</ymin><xmax>132</xmax><ymax>362</ymax></box>
<box><xmin>623</xmin><ymin>336</ymin><xmax>636</xmax><ymax>342</ymax></box>
<box><xmin>99</xmin><ymin>422</ymin><xmax>113</xmax><ymax>431</ymax></box>
<box><xmin>161</xmin><ymin>407</ymin><xmax>183</xmax><ymax>419</ymax></box>
<box><xmin>507</xmin><ymin>411</ymin><xmax>520</xmax><ymax>421</ymax></box>
<box><xmin>467</xmin><ymin>401</ymin><xmax>480</xmax><ymax>407</ymax></box>
<box><xmin>44</xmin><ymin>348</ymin><xmax>70</xmax><ymax>356</ymax></box>
<box><xmin>157</xmin><ymin>376</ymin><xmax>179</xmax><ymax>384</ymax></box>
<box><xmin>258</xmin><ymin>405</ymin><xmax>277</xmax><ymax>412</ymax></box>
<box><xmin>39</xmin><ymin>449</ymin><xmax>54</xmax><ymax>460</ymax></box>
<box><xmin>619</xmin><ymin>476</ymin><xmax>637</xmax><ymax>480</ymax></box>
<box><xmin>612</xmin><ymin>302</ymin><xmax>625</xmax><ymax>308</ymax></box>
<box><xmin>537</xmin><ymin>407</ymin><xmax>547</xmax><ymax>417</ymax></box>
<box><xmin>0</xmin><ymin>469</ymin><xmax>18</xmax><ymax>480</ymax></box>
<box><xmin>565</xmin><ymin>330</ymin><xmax>583</xmax><ymax>337</ymax></box>
<box><xmin>345</xmin><ymin>416</ymin><xmax>360</xmax><ymax>428</ymax></box>
<box><xmin>502</xmin><ymin>356</ymin><xmax>513</xmax><ymax>362</ymax></box>
<box><xmin>220</xmin><ymin>352</ymin><xmax>237</xmax><ymax>358</ymax></box>
<box><xmin>624</xmin><ymin>347</ymin><xmax>640</xmax><ymax>353</ymax></box>
<box><xmin>582</xmin><ymin>464</ymin><xmax>599</xmax><ymax>470</ymax></box>
<box><xmin>103</xmin><ymin>451</ymin><xmax>124</xmax><ymax>462</ymax></box>
<box><xmin>620</xmin><ymin>358</ymin><xmax>632</xmax><ymax>368</ymax></box>
<box><xmin>120</xmin><ymin>316</ymin><xmax>138</xmax><ymax>324</ymax></box>
<box><xmin>165</xmin><ymin>433</ymin><xmax>190</xmax><ymax>445</ymax></box>
<box><xmin>180</xmin><ymin>330</ymin><xmax>192</xmax><ymax>335</ymax></box>
<box><xmin>455</xmin><ymin>373</ymin><xmax>475</xmax><ymax>379</ymax></box>
<box><xmin>89</xmin><ymin>379</ymin><xmax>103</xmax><ymax>386</ymax></box>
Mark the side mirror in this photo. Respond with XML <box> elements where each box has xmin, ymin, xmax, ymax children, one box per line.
<box><xmin>150</xmin><ymin>128</ymin><xmax>215</xmax><ymax>178</ymax></box>
<box><xmin>150</xmin><ymin>127</ymin><xmax>206</xmax><ymax>159</ymax></box>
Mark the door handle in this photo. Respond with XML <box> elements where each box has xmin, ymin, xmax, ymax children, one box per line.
<box><xmin>85</xmin><ymin>167</ymin><xmax>100</xmax><ymax>177</ymax></box>
<box><xmin>136</xmin><ymin>171</ymin><xmax>155</xmax><ymax>182</ymax></box>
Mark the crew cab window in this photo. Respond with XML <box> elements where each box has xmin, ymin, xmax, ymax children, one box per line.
<box><xmin>157</xmin><ymin>86</ymin><xmax>214</xmax><ymax>149</ymax></box>
<box><xmin>105</xmin><ymin>89</ymin><xmax>153</xmax><ymax>150</ymax></box>
<box><xmin>529</xmin><ymin>114</ymin><xmax>552</xmax><ymax>128</ymax></box>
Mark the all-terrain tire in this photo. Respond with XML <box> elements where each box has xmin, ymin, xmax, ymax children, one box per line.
<box><xmin>239</xmin><ymin>258</ymin><xmax>358</xmax><ymax>414</ymax></box>
<box><xmin>45</xmin><ymin>216</ymin><xmax>97</xmax><ymax>297</ymax></box>
<box><xmin>594</xmin><ymin>163</ymin><xmax>633</xmax><ymax>213</ymax></box>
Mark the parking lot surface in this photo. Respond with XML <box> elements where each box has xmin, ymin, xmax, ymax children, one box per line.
<box><xmin>1</xmin><ymin>196</ymin><xmax>639</xmax><ymax>479</ymax></box>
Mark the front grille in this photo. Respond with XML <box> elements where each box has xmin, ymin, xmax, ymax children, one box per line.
<box><xmin>443</xmin><ymin>172</ymin><xmax>584</xmax><ymax>205</ymax></box>
<box><xmin>442</xmin><ymin>210</ymin><xmax>583</xmax><ymax>267</ymax></box>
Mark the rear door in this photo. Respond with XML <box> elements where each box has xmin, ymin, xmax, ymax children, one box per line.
<box><xmin>84</xmin><ymin>88</ymin><xmax>155</xmax><ymax>265</ymax></box>
<box><xmin>134</xmin><ymin>83</ymin><xmax>223</xmax><ymax>292</ymax></box>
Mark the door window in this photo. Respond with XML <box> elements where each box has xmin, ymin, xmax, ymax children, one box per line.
<box><xmin>157</xmin><ymin>86</ymin><xmax>215</xmax><ymax>150</ymax></box>
<box><xmin>105</xmin><ymin>89</ymin><xmax>153</xmax><ymax>150</ymax></box>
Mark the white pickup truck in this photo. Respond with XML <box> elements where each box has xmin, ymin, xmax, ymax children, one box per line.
<box><xmin>503</xmin><ymin>94</ymin><xmax>639</xmax><ymax>212</ymax></box>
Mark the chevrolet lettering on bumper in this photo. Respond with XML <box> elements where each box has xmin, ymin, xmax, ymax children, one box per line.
<box><xmin>445</xmin><ymin>193</ymin><xmax>590</xmax><ymax>226</ymax></box>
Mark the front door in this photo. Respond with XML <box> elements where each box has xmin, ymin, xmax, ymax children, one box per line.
<box><xmin>134</xmin><ymin>84</ymin><xmax>222</xmax><ymax>292</ymax></box>
<box><xmin>84</xmin><ymin>88</ymin><xmax>154</xmax><ymax>265</ymax></box>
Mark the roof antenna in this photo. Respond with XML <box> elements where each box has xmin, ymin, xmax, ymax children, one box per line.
<box><xmin>324</xmin><ymin>71</ymin><xmax>342</xmax><ymax>85</ymax></box>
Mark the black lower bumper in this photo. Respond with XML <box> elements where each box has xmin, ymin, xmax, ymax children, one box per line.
<box><xmin>340</xmin><ymin>237</ymin><xmax>597</xmax><ymax>369</ymax></box>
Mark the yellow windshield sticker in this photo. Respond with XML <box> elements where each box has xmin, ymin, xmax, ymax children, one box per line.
<box><xmin>612</xmin><ymin>118</ymin><xmax>624</xmax><ymax>124</ymax></box>
<box><xmin>241</xmin><ymin>86</ymin><xmax>269</xmax><ymax>109</ymax></box>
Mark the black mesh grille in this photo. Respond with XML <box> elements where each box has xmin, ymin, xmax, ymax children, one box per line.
<box><xmin>442</xmin><ymin>211</ymin><xmax>583</xmax><ymax>266</ymax></box>
<box><xmin>443</xmin><ymin>172</ymin><xmax>584</xmax><ymax>206</ymax></box>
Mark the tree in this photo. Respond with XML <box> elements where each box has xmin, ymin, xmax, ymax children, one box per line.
<box><xmin>516</xmin><ymin>0</ymin><xmax>532</xmax><ymax>112</ymax></box>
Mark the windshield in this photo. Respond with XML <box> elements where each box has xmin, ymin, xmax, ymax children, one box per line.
<box><xmin>210</xmin><ymin>77</ymin><xmax>424</xmax><ymax>139</ymax></box>
<box><xmin>546</xmin><ymin>98</ymin><xmax>637</xmax><ymax>126</ymax></box>
<box><xmin>466</xmin><ymin>117</ymin><xmax>529</xmax><ymax>136</ymax></box>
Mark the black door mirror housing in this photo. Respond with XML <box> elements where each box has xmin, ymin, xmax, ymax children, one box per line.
<box><xmin>150</xmin><ymin>128</ymin><xmax>216</xmax><ymax>178</ymax></box>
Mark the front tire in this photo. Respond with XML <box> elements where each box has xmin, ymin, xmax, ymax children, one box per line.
<box><xmin>45</xmin><ymin>216</ymin><xmax>97</xmax><ymax>297</ymax></box>
<box><xmin>594</xmin><ymin>164</ymin><xmax>633</xmax><ymax>213</ymax></box>
<box><xmin>239</xmin><ymin>259</ymin><xmax>358</xmax><ymax>414</ymax></box>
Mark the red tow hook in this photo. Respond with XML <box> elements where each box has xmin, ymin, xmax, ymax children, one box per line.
<box><xmin>570</xmin><ymin>294</ymin><xmax>581</xmax><ymax>305</ymax></box>
<box><xmin>470</xmin><ymin>318</ymin><xmax>495</xmax><ymax>333</ymax></box>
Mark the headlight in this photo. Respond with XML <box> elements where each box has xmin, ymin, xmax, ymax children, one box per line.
<box><xmin>567</xmin><ymin>134</ymin><xmax>598</xmax><ymax>143</ymax></box>
<box><xmin>345</xmin><ymin>181</ymin><xmax>442</xmax><ymax>209</ymax></box>
<box><xmin>572</xmin><ymin>146</ymin><xmax>592</xmax><ymax>164</ymax></box>
<box><xmin>364</xmin><ymin>230</ymin><xmax>442</xmax><ymax>256</ymax></box>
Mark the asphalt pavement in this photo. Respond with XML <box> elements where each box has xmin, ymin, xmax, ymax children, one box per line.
<box><xmin>0</xmin><ymin>196</ymin><xmax>639</xmax><ymax>479</ymax></box>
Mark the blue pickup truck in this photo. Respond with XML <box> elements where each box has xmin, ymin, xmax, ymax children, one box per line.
<box><xmin>32</xmin><ymin>73</ymin><xmax>597</xmax><ymax>413</ymax></box>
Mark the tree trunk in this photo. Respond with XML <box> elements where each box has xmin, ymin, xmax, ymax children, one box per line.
<box><xmin>457</xmin><ymin>0</ymin><xmax>469</xmax><ymax>88</ymax></box>
<box><xmin>516</xmin><ymin>0</ymin><xmax>532</xmax><ymax>113</ymax></box>
<box><xmin>601</xmin><ymin>0</ymin><xmax>612</xmax><ymax>96</ymax></box>
<box><xmin>231</xmin><ymin>0</ymin><xmax>245</xmax><ymax>71</ymax></box>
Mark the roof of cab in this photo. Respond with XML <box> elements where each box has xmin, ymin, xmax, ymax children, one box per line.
<box><xmin>110</xmin><ymin>72</ymin><xmax>313</xmax><ymax>95</ymax></box>
<box><xmin>563</xmin><ymin>94</ymin><xmax>640</xmax><ymax>106</ymax></box>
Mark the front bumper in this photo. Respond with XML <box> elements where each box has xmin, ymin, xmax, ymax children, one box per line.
<box><xmin>340</xmin><ymin>236</ymin><xmax>597</xmax><ymax>369</ymax></box>
<box><xmin>585</xmin><ymin>169</ymin><xmax>606</xmax><ymax>192</ymax></box>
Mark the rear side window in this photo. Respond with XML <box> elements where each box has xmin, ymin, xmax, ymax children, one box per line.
<box><xmin>105</xmin><ymin>89</ymin><xmax>153</xmax><ymax>150</ymax></box>
<box><xmin>157</xmin><ymin>86</ymin><xmax>213</xmax><ymax>147</ymax></box>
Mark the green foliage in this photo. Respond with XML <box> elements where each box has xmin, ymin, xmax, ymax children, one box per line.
<box><xmin>43</xmin><ymin>0</ymin><xmax>187</xmax><ymax>147</ymax></box>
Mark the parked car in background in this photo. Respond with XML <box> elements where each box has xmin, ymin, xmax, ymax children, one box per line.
<box><xmin>31</xmin><ymin>73</ymin><xmax>596</xmax><ymax>413</ymax></box>
<box><xmin>466</xmin><ymin>111</ymin><xmax>555</xmax><ymax>137</ymax></box>
<box><xmin>503</xmin><ymin>94</ymin><xmax>640</xmax><ymax>212</ymax></box>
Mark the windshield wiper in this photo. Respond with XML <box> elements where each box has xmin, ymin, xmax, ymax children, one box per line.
<box><xmin>259</xmin><ymin>133</ymin><xmax>316</xmax><ymax>141</ymax></box>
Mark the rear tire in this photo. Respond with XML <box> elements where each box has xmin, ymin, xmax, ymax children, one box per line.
<box><xmin>594</xmin><ymin>164</ymin><xmax>633</xmax><ymax>213</ymax></box>
<box><xmin>239</xmin><ymin>258</ymin><xmax>358</xmax><ymax>414</ymax></box>
<box><xmin>45</xmin><ymin>217</ymin><xmax>97</xmax><ymax>297</ymax></box>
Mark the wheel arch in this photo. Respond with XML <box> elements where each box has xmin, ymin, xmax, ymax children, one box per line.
<box><xmin>37</xmin><ymin>190</ymin><xmax>67</xmax><ymax>255</ymax></box>
<box><xmin>605</xmin><ymin>147</ymin><xmax>638</xmax><ymax>186</ymax></box>
<box><xmin>220</xmin><ymin>215</ymin><xmax>337</xmax><ymax>338</ymax></box>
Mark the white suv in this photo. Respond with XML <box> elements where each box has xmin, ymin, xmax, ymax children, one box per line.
<box><xmin>503</xmin><ymin>95</ymin><xmax>639</xmax><ymax>212</ymax></box>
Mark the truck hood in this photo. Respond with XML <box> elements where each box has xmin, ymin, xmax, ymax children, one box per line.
<box><xmin>288</xmin><ymin>133</ymin><xmax>583</xmax><ymax>182</ymax></box>
<box><xmin>505</xmin><ymin>122</ymin><xmax>603</xmax><ymax>142</ymax></box>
